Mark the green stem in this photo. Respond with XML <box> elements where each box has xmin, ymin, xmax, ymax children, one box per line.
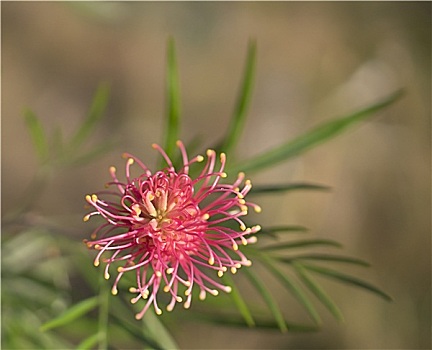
<box><xmin>98</xmin><ymin>275</ymin><xmax>109</xmax><ymax>350</ymax></box>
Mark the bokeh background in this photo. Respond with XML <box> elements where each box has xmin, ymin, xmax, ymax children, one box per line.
<box><xmin>2</xmin><ymin>2</ymin><xmax>430</xmax><ymax>349</ymax></box>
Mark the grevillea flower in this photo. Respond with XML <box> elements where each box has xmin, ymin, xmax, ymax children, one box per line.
<box><xmin>84</xmin><ymin>141</ymin><xmax>261</xmax><ymax>319</ymax></box>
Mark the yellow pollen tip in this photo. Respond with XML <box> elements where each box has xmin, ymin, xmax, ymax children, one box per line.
<box><xmin>166</xmin><ymin>267</ymin><xmax>174</xmax><ymax>274</ymax></box>
<box><xmin>163</xmin><ymin>286</ymin><xmax>170</xmax><ymax>292</ymax></box>
<box><xmin>176</xmin><ymin>296</ymin><xmax>183</xmax><ymax>302</ymax></box>
<box><xmin>85</xmin><ymin>195</ymin><xmax>92</xmax><ymax>202</ymax></box>
<box><xmin>233</xmin><ymin>242</ymin><xmax>239</xmax><ymax>251</ymax></box>
<box><xmin>217</xmin><ymin>270</ymin><xmax>224</xmax><ymax>278</ymax></box>
<box><xmin>83</xmin><ymin>215</ymin><xmax>90</xmax><ymax>222</ymax></box>
<box><xmin>166</xmin><ymin>305</ymin><xmax>174</xmax><ymax>312</ymax></box>
<box><xmin>254</xmin><ymin>206</ymin><xmax>262</xmax><ymax>213</ymax></box>
<box><xmin>208</xmin><ymin>256</ymin><xmax>215</xmax><ymax>265</ymax></box>
<box><xmin>117</xmin><ymin>267</ymin><xmax>124</xmax><ymax>272</ymax></box>
<box><xmin>240</xmin><ymin>224</ymin><xmax>246</xmax><ymax>231</ymax></box>
<box><xmin>220</xmin><ymin>172</ymin><xmax>227</xmax><ymax>178</ymax></box>
<box><xmin>245</xmin><ymin>179</ymin><xmax>252</xmax><ymax>186</ymax></box>
<box><xmin>237</xmin><ymin>193</ymin><xmax>244</xmax><ymax>199</ymax></box>
<box><xmin>109</xmin><ymin>166</ymin><xmax>116</xmax><ymax>173</ymax></box>
<box><xmin>111</xmin><ymin>287</ymin><xmax>118</xmax><ymax>295</ymax></box>
<box><xmin>199</xmin><ymin>291</ymin><xmax>206</xmax><ymax>300</ymax></box>
<box><xmin>202</xmin><ymin>213</ymin><xmax>210</xmax><ymax>220</ymax></box>
<box><xmin>238</xmin><ymin>172</ymin><xmax>245</xmax><ymax>177</ymax></box>
<box><xmin>155</xmin><ymin>308</ymin><xmax>162</xmax><ymax>315</ymax></box>
<box><xmin>196</xmin><ymin>155</ymin><xmax>204</xmax><ymax>162</ymax></box>
<box><xmin>231</xmin><ymin>267</ymin><xmax>237</xmax><ymax>274</ymax></box>
<box><xmin>220</xmin><ymin>153</ymin><xmax>226</xmax><ymax>162</ymax></box>
<box><xmin>91</xmin><ymin>194</ymin><xmax>98</xmax><ymax>202</ymax></box>
<box><xmin>184</xmin><ymin>281</ymin><xmax>191</xmax><ymax>287</ymax></box>
<box><xmin>93</xmin><ymin>261</ymin><xmax>100</xmax><ymax>267</ymax></box>
<box><xmin>235</xmin><ymin>263</ymin><xmax>241</xmax><ymax>268</ymax></box>
<box><xmin>129</xmin><ymin>287</ymin><xmax>137</xmax><ymax>293</ymax></box>
<box><xmin>185</xmin><ymin>289</ymin><xmax>191</xmax><ymax>296</ymax></box>
<box><xmin>128</xmin><ymin>158</ymin><xmax>134</xmax><ymax>165</ymax></box>
<box><xmin>135</xmin><ymin>314</ymin><xmax>141</xmax><ymax>320</ymax></box>
<box><xmin>206</xmin><ymin>149</ymin><xmax>215</xmax><ymax>156</ymax></box>
<box><xmin>155</xmin><ymin>271</ymin><xmax>162</xmax><ymax>277</ymax></box>
<box><xmin>225</xmin><ymin>286</ymin><xmax>232</xmax><ymax>293</ymax></box>
<box><xmin>104</xmin><ymin>272</ymin><xmax>110</xmax><ymax>280</ymax></box>
<box><xmin>210</xmin><ymin>289</ymin><xmax>219</xmax><ymax>296</ymax></box>
<box><xmin>254</xmin><ymin>225</ymin><xmax>262</xmax><ymax>232</ymax></box>
<box><xmin>175</xmin><ymin>140</ymin><xmax>182</xmax><ymax>146</ymax></box>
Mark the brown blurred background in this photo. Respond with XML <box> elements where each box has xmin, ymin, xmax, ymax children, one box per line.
<box><xmin>2</xmin><ymin>2</ymin><xmax>430</xmax><ymax>349</ymax></box>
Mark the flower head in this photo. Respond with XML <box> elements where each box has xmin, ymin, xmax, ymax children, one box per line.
<box><xmin>84</xmin><ymin>141</ymin><xmax>261</xmax><ymax>319</ymax></box>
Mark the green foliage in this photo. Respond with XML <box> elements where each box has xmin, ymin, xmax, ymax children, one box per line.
<box><xmin>6</xmin><ymin>39</ymin><xmax>402</xmax><ymax>349</ymax></box>
<box><xmin>229</xmin><ymin>89</ymin><xmax>403</xmax><ymax>174</ymax></box>
<box><xmin>163</xmin><ymin>37</ymin><xmax>181</xmax><ymax>164</ymax></box>
<box><xmin>219</xmin><ymin>39</ymin><xmax>257</xmax><ymax>155</ymax></box>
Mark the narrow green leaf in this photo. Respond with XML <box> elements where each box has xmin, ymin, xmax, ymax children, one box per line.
<box><xmin>258</xmin><ymin>254</ymin><xmax>321</xmax><ymax>325</ymax></box>
<box><xmin>293</xmin><ymin>262</ymin><xmax>344</xmax><ymax>322</ymax></box>
<box><xmin>251</xmin><ymin>183</ymin><xmax>330</xmax><ymax>195</ymax></box>
<box><xmin>23</xmin><ymin>108</ymin><xmax>49</xmax><ymax>162</ymax></box>
<box><xmin>40</xmin><ymin>296</ymin><xmax>99</xmax><ymax>331</ymax></box>
<box><xmin>179</xmin><ymin>310</ymin><xmax>318</xmax><ymax>332</ymax></box>
<box><xmin>163</xmin><ymin>37</ymin><xmax>181</xmax><ymax>161</ymax></box>
<box><xmin>97</xmin><ymin>277</ymin><xmax>109</xmax><ymax>350</ymax></box>
<box><xmin>142</xmin><ymin>310</ymin><xmax>179</xmax><ymax>350</ymax></box>
<box><xmin>243</xmin><ymin>268</ymin><xmax>288</xmax><ymax>332</ymax></box>
<box><xmin>67</xmin><ymin>140</ymin><xmax>116</xmax><ymax>166</ymax></box>
<box><xmin>76</xmin><ymin>333</ymin><xmax>101</xmax><ymax>350</ymax></box>
<box><xmin>262</xmin><ymin>239</ymin><xmax>342</xmax><ymax>251</ymax></box>
<box><xmin>220</xmin><ymin>39</ymin><xmax>257</xmax><ymax>154</ymax></box>
<box><xmin>259</xmin><ymin>225</ymin><xmax>308</xmax><ymax>238</ymax></box>
<box><xmin>70</xmin><ymin>83</ymin><xmax>110</xmax><ymax>149</ymax></box>
<box><xmin>231</xmin><ymin>90</ymin><xmax>403</xmax><ymax>173</ymax></box>
<box><xmin>278</xmin><ymin>253</ymin><xmax>370</xmax><ymax>266</ymax></box>
<box><xmin>110</xmin><ymin>312</ymin><xmax>164</xmax><ymax>350</ymax></box>
<box><xmin>222</xmin><ymin>273</ymin><xmax>255</xmax><ymax>327</ymax></box>
<box><xmin>303</xmin><ymin>263</ymin><xmax>392</xmax><ymax>301</ymax></box>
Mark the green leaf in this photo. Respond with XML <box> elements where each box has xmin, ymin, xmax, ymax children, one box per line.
<box><xmin>23</xmin><ymin>108</ymin><xmax>49</xmax><ymax>162</ymax></box>
<box><xmin>179</xmin><ymin>310</ymin><xmax>318</xmax><ymax>332</ymax></box>
<box><xmin>260</xmin><ymin>225</ymin><xmax>309</xmax><ymax>237</ymax></box>
<box><xmin>230</xmin><ymin>90</ymin><xmax>403</xmax><ymax>173</ymax></box>
<box><xmin>222</xmin><ymin>273</ymin><xmax>255</xmax><ymax>327</ymax></box>
<box><xmin>258</xmin><ymin>254</ymin><xmax>321</xmax><ymax>325</ymax></box>
<box><xmin>142</xmin><ymin>310</ymin><xmax>179</xmax><ymax>350</ymax></box>
<box><xmin>70</xmin><ymin>82</ymin><xmax>110</xmax><ymax>149</ymax></box>
<box><xmin>40</xmin><ymin>296</ymin><xmax>99</xmax><ymax>332</ymax></box>
<box><xmin>67</xmin><ymin>140</ymin><xmax>116</xmax><ymax>166</ymax></box>
<box><xmin>220</xmin><ymin>39</ymin><xmax>257</xmax><ymax>154</ymax></box>
<box><xmin>293</xmin><ymin>262</ymin><xmax>344</xmax><ymax>322</ymax></box>
<box><xmin>262</xmin><ymin>239</ymin><xmax>342</xmax><ymax>251</ymax></box>
<box><xmin>163</xmin><ymin>37</ymin><xmax>181</xmax><ymax>161</ymax></box>
<box><xmin>76</xmin><ymin>333</ymin><xmax>101</xmax><ymax>350</ymax></box>
<box><xmin>243</xmin><ymin>268</ymin><xmax>288</xmax><ymax>332</ymax></box>
<box><xmin>278</xmin><ymin>253</ymin><xmax>370</xmax><ymax>266</ymax></box>
<box><xmin>251</xmin><ymin>183</ymin><xmax>330</xmax><ymax>195</ymax></box>
<box><xmin>302</xmin><ymin>263</ymin><xmax>392</xmax><ymax>301</ymax></box>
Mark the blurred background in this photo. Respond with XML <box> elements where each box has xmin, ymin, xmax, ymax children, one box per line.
<box><xmin>2</xmin><ymin>2</ymin><xmax>430</xmax><ymax>349</ymax></box>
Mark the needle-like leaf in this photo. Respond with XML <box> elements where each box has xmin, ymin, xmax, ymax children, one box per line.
<box><xmin>23</xmin><ymin>108</ymin><xmax>49</xmax><ymax>163</ymax></box>
<box><xmin>258</xmin><ymin>254</ymin><xmax>321</xmax><ymax>325</ymax></box>
<box><xmin>230</xmin><ymin>90</ymin><xmax>403</xmax><ymax>173</ymax></box>
<box><xmin>40</xmin><ymin>297</ymin><xmax>99</xmax><ymax>332</ymax></box>
<box><xmin>70</xmin><ymin>83</ymin><xmax>110</xmax><ymax>150</ymax></box>
<box><xmin>251</xmin><ymin>183</ymin><xmax>330</xmax><ymax>195</ymax></box>
<box><xmin>163</xmin><ymin>37</ymin><xmax>181</xmax><ymax>161</ymax></box>
<box><xmin>293</xmin><ymin>262</ymin><xmax>344</xmax><ymax>322</ymax></box>
<box><xmin>262</xmin><ymin>239</ymin><xmax>342</xmax><ymax>251</ymax></box>
<box><xmin>220</xmin><ymin>39</ymin><xmax>257</xmax><ymax>154</ymax></box>
<box><xmin>302</xmin><ymin>263</ymin><xmax>392</xmax><ymax>301</ymax></box>
<box><xmin>222</xmin><ymin>273</ymin><xmax>255</xmax><ymax>327</ymax></box>
<box><xmin>243</xmin><ymin>268</ymin><xmax>288</xmax><ymax>332</ymax></box>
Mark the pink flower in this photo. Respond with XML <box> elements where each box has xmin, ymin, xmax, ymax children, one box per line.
<box><xmin>84</xmin><ymin>141</ymin><xmax>261</xmax><ymax>319</ymax></box>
